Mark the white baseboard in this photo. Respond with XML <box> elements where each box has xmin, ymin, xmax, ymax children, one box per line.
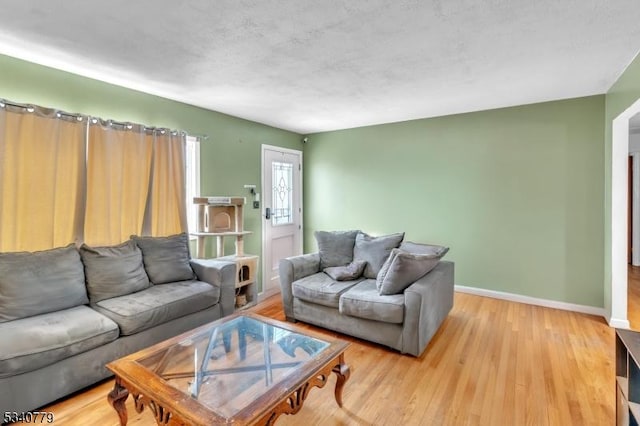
<box><xmin>258</xmin><ymin>286</ymin><xmax>280</xmax><ymax>303</ymax></box>
<box><xmin>455</xmin><ymin>285</ymin><xmax>607</xmax><ymax>319</ymax></box>
<box><xmin>608</xmin><ymin>317</ymin><xmax>631</xmax><ymax>329</ymax></box>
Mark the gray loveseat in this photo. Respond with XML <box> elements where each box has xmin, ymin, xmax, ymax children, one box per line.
<box><xmin>0</xmin><ymin>233</ymin><xmax>236</xmax><ymax>414</ymax></box>
<box><xmin>280</xmin><ymin>231</ymin><xmax>454</xmax><ymax>357</ymax></box>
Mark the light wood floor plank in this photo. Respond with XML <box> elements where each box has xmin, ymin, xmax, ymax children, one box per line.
<box><xmin>629</xmin><ymin>264</ymin><xmax>640</xmax><ymax>331</ymax></box>
<box><xmin>11</xmin><ymin>291</ymin><xmax>614</xmax><ymax>425</ymax></box>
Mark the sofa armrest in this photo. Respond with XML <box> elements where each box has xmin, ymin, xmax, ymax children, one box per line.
<box><xmin>190</xmin><ymin>259</ymin><xmax>236</xmax><ymax>318</ymax></box>
<box><xmin>402</xmin><ymin>260</ymin><xmax>454</xmax><ymax>356</ymax></box>
<box><xmin>278</xmin><ymin>253</ymin><xmax>321</xmax><ymax>321</ymax></box>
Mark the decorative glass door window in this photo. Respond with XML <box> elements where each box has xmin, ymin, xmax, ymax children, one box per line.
<box><xmin>272</xmin><ymin>161</ymin><xmax>293</xmax><ymax>225</ymax></box>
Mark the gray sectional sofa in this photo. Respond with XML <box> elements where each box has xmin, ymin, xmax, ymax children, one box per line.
<box><xmin>0</xmin><ymin>233</ymin><xmax>235</xmax><ymax>414</ymax></box>
<box><xmin>280</xmin><ymin>231</ymin><xmax>454</xmax><ymax>357</ymax></box>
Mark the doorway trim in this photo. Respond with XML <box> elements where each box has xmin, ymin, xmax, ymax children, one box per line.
<box><xmin>260</xmin><ymin>144</ymin><xmax>304</xmax><ymax>301</ymax></box>
<box><xmin>610</xmin><ymin>98</ymin><xmax>640</xmax><ymax>328</ymax></box>
<box><xmin>633</xmin><ymin>153</ymin><xmax>640</xmax><ymax>266</ymax></box>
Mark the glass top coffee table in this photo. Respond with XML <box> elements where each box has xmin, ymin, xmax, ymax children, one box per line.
<box><xmin>106</xmin><ymin>312</ymin><xmax>350</xmax><ymax>425</ymax></box>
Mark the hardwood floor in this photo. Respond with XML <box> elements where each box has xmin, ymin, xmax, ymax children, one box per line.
<box><xmin>629</xmin><ymin>265</ymin><xmax>640</xmax><ymax>331</ymax></box>
<box><xmin>14</xmin><ymin>292</ymin><xmax>615</xmax><ymax>426</ymax></box>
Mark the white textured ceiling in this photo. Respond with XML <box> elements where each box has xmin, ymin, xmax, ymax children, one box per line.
<box><xmin>0</xmin><ymin>1</ymin><xmax>639</xmax><ymax>134</ymax></box>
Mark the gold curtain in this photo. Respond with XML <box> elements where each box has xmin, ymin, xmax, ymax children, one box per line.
<box><xmin>143</xmin><ymin>131</ymin><xmax>187</xmax><ymax>236</ymax></box>
<box><xmin>1</xmin><ymin>100</ymin><xmax>189</xmax><ymax>250</ymax></box>
<box><xmin>0</xmin><ymin>105</ymin><xmax>86</xmax><ymax>252</ymax></box>
<box><xmin>84</xmin><ymin>121</ymin><xmax>152</xmax><ymax>246</ymax></box>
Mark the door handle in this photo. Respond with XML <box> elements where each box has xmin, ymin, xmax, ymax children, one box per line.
<box><xmin>265</xmin><ymin>207</ymin><xmax>271</xmax><ymax>220</ymax></box>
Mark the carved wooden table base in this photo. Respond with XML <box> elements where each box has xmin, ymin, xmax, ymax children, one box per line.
<box><xmin>108</xmin><ymin>376</ymin><xmax>184</xmax><ymax>426</ymax></box>
<box><xmin>107</xmin><ymin>354</ymin><xmax>350</xmax><ymax>426</ymax></box>
<box><xmin>259</xmin><ymin>353</ymin><xmax>350</xmax><ymax>425</ymax></box>
<box><xmin>107</xmin><ymin>377</ymin><xmax>129</xmax><ymax>426</ymax></box>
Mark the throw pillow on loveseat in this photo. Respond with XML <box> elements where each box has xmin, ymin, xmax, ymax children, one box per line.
<box><xmin>314</xmin><ymin>230</ymin><xmax>450</xmax><ymax>294</ymax></box>
<box><xmin>353</xmin><ymin>231</ymin><xmax>405</xmax><ymax>279</ymax></box>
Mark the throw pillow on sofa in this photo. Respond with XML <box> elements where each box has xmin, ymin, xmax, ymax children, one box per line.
<box><xmin>353</xmin><ymin>231</ymin><xmax>405</xmax><ymax>279</ymax></box>
<box><xmin>323</xmin><ymin>260</ymin><xmax>367</xmax><ymax>281</ymax></box>
<box><xmin>132</xmin><ymin>233</ymin><xmax>195</xmax><ymax>284</ymax></box>
<box><xmin>0</xmin><ymin>244</ymin><xmax>89</xmax><ymax>322</ymax></box>
<box><xmin>399</xmin><ymin>241</ymin><xmax>449</xmax><ymax>257</ymax></box>
<box><xmin>314</xmin><ymin>230</ymin><xmax>359</xmax><ymax>269</ymax></box>
<box><xmin>80</xmin><ymin>240</ymin><xmax>151</xmax><ymax>303</ymax></box>
<box><xmin>376</xmin><ymin>248</ymin><xmax>441</xmax><ymax>295</ymax></box>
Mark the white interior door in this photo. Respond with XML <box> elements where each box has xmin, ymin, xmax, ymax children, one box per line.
<box><xmin>261</xmin><ymin>145</ymin><xmax>303</xmax><ymax>298</ymax></box>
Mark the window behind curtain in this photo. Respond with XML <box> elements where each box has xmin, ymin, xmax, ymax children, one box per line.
<box><xmin>185</xmin><ymin>135</ymin><xmax>200</xmax><ymax>234</ymax></box>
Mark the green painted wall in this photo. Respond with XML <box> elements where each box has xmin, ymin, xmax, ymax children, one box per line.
<box><xmin>604</xmin><ymin>52</ymin><xmax>640</xmax><ymax>317</ymax></box>
<box><xmin>304</xmin><ymin>96</ymin><xmax>605</xmax><ymax>307</ymax></box>
<box><xmin>0</xmin><ymin>54</ymin><xmax>304</xmax><ymax>289</ymax></box>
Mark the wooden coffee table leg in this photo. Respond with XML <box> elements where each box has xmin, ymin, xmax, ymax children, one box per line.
<box><xmin>332</xmin><ymin>354</ymin><xmax>350</xmax><ymax>407</ymax></box>
<box><xmin>108</xmin><ymin>377</ymin><xmax>129</xmax><ymax>426</ymax></box>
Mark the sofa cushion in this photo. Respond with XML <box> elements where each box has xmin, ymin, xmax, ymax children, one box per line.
<box><xmin>339</xmin><ymin>279</ymin><xmax>404</xmax><ymax>324</ymax></box>
<box><xmin>292</xmin><ymin>272</ymin><xmax>363</xmax><ymax>309</ymax></box>
<box><xmin>0</xmin><ymin>245</ymin><xmax>88</xmax><ymax>322</ymax></box>
<box><xmin>132</xmin><ymin>233</ymin><xmax>195</xmax><ymax>284</ymax></box>
<box><xmin>377</xmin><ymin>248</ymin><xmax>441</xmax><ymax>295</ymax></box>
<box><xmin>92</xmin><ymin>280</ymin><xmax>219</xmax><ymax>335</ymax></box>
<box><xmin>0</xmin><ymin>305</ymin><xmax>119</xmax><ymax>377</ymax></box>
<box><xmin>80</xmin><ymin>240</ymin><xmax>151</xmax><ymax>303</ymax></box>
<box><xmin>353</xmin><ymin>232</ymin><xmax>405</xmax><ymax>279</ymax></box>
<box><xmin>314</xmin><ymin>230</ymin><xmax>359</xmax><ymax>269</ymax></box>
<box><xmin>323</xmin><ymin>260</ymin><xmax>366</xmax><ymax>281</ymax></box>
<box><xmin>399</xmin><ymin>241</ymin><xmax>449</xmax><ymax>258</ymax></box>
